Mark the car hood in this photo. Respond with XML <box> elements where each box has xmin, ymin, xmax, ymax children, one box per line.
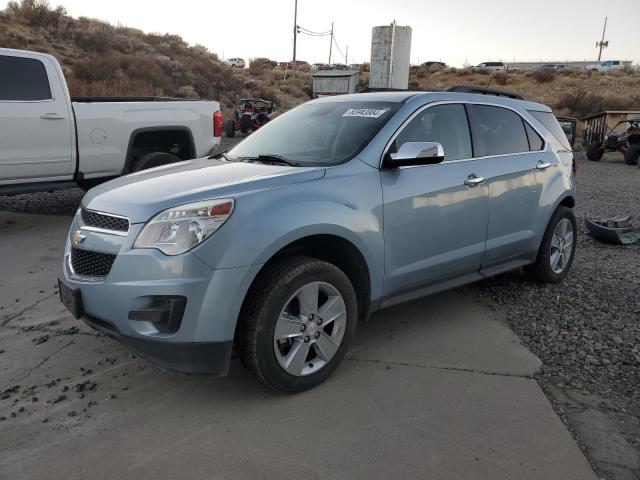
<box><xmin>83</xmin><ymin>157</ymin><xmax>326</xmax><ymax>223</ymax></box>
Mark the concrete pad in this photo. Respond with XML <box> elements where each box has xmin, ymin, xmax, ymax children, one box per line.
<box><xmin>0</xmin><ymin>211</ymin><xmax>597</xmax><ymax>480</ymax></box>
<box><xmin>351</xmin><ymin>291</ymin><xmax>541</xmax><ymax>377</ymax></box>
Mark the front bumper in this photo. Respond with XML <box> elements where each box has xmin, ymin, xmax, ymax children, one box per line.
<box><xmin>82</xmin><ymin>313</ymin><xmax>232</xmax><ymax>375</ymax></box>
<box><xmin>61</xmin><ymin>212</ymin><xmax>261</xmax><ymax>375</ymax></box>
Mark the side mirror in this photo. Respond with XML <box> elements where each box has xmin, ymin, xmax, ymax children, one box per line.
<box><xmin>385</xmin><ymin>142</ymin><xmax>445</xmax><ymax>168</ymax></box>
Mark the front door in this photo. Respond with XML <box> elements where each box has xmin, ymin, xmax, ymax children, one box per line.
<box><xmin>0</xmin><ymin>52</ymin><xmax>74</xmax><ymax>184</ymax></box>
<box><xmin>381</xmin><ymin>103</ymin><xmax>489</xmax><ymax>303</ymax></box>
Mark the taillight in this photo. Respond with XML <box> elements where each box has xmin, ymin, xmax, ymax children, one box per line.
<box><xmin>213</xmin><ymin>110</ymin><xmax>222</xmax><ymax>137</ymax></box>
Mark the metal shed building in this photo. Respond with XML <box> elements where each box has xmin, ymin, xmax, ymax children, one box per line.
<box><xmin>312</xmin><ymin>70</ymin><xmax>360</xmax><ymax>97</ymax></box>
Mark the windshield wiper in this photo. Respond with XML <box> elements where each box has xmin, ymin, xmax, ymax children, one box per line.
<box><xmin>238</xmin><ymin>154</ymin><xmax>301</xmax><ymax>167</ymax></box>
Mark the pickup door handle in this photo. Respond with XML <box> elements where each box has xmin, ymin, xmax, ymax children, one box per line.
<box><xmin>40</xmin><ymin>113</ymin><xmax>67</xmax><ymax>120</ymax></box>
<box><xmin>464</xmin><ymin>174</ymin><xmax>485</xmax><ymax>187</ymax></box>
<box><xmin>536</xmin><ymin>161</ymin><xmax>552</xmax><ymax>170</ymax></box>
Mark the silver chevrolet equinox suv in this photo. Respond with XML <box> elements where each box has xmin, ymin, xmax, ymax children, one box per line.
<box><xmin>60</xmin><ymin>89</ymin><xmax>577</xmax><ymax>392</ymax></box>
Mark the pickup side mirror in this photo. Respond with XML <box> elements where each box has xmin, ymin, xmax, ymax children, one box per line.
<box><xmin>385</xmin><ymin>142</ymin><xmax>445</xmax><ymax>168</ymax></box>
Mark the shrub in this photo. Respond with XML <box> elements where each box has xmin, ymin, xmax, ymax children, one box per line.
<box><xmin>555</xmin><ymin>87</ymin><xmax>640</xmax><ymax>118</ymax></box>
<box><xmin>7</xmin><ymin>0</ymin><xmax>66</xmax><ymax>27</ymax></box>
<box><xmin>493</xmin><ymin>71</ymin><xmax>509</xmax><ymax>86</ymax></box>
<box><xmin>532</xmin><ymin>69</ymin><xmax>555</xmax><ymax>83</ymax></box>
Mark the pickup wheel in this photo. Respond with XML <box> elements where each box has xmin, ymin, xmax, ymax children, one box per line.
<box><xmin>132</xmin><ymin>152</ymin><xmax>182</xmax><ymax>172</ymax></box>
<box><xmin>237</xmin><ymin>256</ymin><xmax>357</xmax><ymax>393</ymax></box>
<box><xmin>524</xmin><ymin>206</ymin><xmax>577</xmax><ymax>283</ymax></box>
<box><xmin>225</xmin><ymin>119</ymin><xmax>235</xmax><ymax>138</ymax></box>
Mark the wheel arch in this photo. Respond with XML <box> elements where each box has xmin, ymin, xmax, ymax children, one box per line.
<box><xmin>122</xmin><ymin>126</ymin><xmax>196</xmax><ymax>174</ymax></box>
<box><xmin>234</xmin><ymin>233</ymin><xmax>373</xmax><ymax>345</ymax></box>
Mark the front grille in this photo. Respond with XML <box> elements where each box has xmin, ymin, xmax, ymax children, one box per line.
<box><xmin>71</xmin><ymin>247</ymin><xmax>116</xmax><ymax>277</ymax></box>
<box><xmin>81</xmin><ymin>209</ymin><xmax>129</xmax><ymax>232</ymax></box>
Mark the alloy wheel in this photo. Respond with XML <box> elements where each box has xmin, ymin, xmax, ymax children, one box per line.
<box><xmin>273</xmin><ymin>281</ymin><xmax>347</xmax><ymax>376</ymax></box>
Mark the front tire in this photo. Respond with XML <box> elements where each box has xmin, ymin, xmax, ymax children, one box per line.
<box><xmin>624</xmin><ymin>145</ymin><xmax>640</xmax><ymax>166</ymax></box>
<box><xmin>524</xmin><ymin>206</ymin><xmax>577</xmax><ymax>283</ymax></box>
<box><xmin>586</xmin><ymin>142</ymin><xmax>604</xmax><ymax>161</ymax></box>
<box><xmin>237</xmin><ymin>256</ymin><xmax>357</xmax><ymax>393</ymax></box>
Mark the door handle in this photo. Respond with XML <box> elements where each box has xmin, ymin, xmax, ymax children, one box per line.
<box><xmin>536</xmin><ymin>161</ymin><xmax>552</xmax><ymax>170</ymax></box>
<box><xmin>464</xmin><ymin>174</ymin><xmax>485</xmax><ymax>187</ymax></box>
<box><xmin>40</xmin><ymin>113</ymin><xmax>67</xmax><ymax>120</ymax></box>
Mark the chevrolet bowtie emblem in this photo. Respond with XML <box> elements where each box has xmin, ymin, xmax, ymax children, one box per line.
<box><xmin>71</xmin><ymin>230</ymin><xmax>86</xmax><ymax>247</ymax></box>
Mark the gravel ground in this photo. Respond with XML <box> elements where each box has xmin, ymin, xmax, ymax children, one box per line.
<box><xmin>469</xmin><ymin>153</ymin><xmax>640</xmax><ymax>479</ymax></box>
<box><xmin>1</xmin><ymin>147</ymin><xmax>638</xmax><ymax>478</ymax></box>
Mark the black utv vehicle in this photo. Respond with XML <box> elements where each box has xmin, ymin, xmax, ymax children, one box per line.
<box><xmin>225</xmin><ymin>98</ymin><xmax>273</xmax><ymax>138</ymax></box>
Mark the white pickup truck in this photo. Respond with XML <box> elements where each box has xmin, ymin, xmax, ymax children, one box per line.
<box><xmin>0</xmin><ymin>48</ymin><xmax>223</xmax><ymax>195</ymax></box>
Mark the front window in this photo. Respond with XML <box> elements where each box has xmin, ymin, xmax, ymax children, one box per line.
<box><xmin>227</xmin><ymin>101</ymin><xmax>400</xmax><ymax>166</ymax></box>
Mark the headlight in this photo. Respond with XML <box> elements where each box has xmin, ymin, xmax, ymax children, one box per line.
<box><xmin>134</xmin><ymin>199</ymin><xmax>234</xmax><ymax>255</ymax></box>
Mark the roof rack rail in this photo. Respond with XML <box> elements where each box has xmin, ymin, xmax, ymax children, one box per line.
<box><xmin>447</xmin><ymin>86</ymin><xmax>524</xmax><ymax>100</ymax></box>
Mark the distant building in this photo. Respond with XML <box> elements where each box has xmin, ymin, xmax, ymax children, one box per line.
<box><xmin>369</xmin><ymin>23</ymin><xmax>412</xmax><ymax>90</ymax></box>
<box><xmin>312</xmin><ymin>70</ymin><xmax>360</xmax><ymax>97</ymax></box>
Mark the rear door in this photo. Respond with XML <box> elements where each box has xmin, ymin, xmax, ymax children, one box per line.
<box><xmin>0</xmin><ymin>52</ymin><xmax>74</xmax><ymax>184</ymax></box>
<box><xmin>381</xmin><ymin>103</ymin><xmax>489</xmax><ymax>302</ymax></box>
<box><xmin>467</xmin><ymin>104</ymin><xmax>550</xmax><ymax>274</ymax></box>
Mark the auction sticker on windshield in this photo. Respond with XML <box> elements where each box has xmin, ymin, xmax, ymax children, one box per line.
<box><xmin>342</xmin><ymin>108</ymin><xmax>389</xmax><ymax>118</ymax></box>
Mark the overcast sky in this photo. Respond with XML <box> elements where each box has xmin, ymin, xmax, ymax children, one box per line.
<box><xmin>3</xmin><ymin>0</ymin><xmax>639</xmax><ymax>66</ymax></box>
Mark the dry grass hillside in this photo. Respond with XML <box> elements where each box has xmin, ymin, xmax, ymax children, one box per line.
<box><xmin>0</xmin><ymin>0</ymin><xmax>312</xmax><ymax>117</ymax></box>
<box><xmin>2</xmin><ymin>0</ymin><xmax>639</xmax><ymax>122</ymax></box>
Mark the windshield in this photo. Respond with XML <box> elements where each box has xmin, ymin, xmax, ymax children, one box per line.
<box><xmin>227</xmin><ymin>101</ymin><xmax>400</xmax><ymax>166</ymax></box>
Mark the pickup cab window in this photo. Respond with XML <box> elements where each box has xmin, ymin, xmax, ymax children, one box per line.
<box><xmin>0</xmin><ymin>55</ymin><xmax>52</xmax><ymax>101</ymax></box>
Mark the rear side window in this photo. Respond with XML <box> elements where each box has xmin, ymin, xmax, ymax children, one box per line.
<box><xmin>0</xmin><ymin>55</ymin><xmax>52</xmax><ymax>101</ymax></box>
<box><xmin>470</xmin><ymin>105</ymin><xmax>530</xmax><ymax>156</ymax></box>
<box><xmin>524</xmin><ymin>122</ymin><xmax>544</xmax><ymax>150</ymax></box>
<box><xmin>529</xmin><ymin>111</ymin><xmax>571</xmax><ymax>150</ymax></box>
<box><xmin>394</xmin><ymin>104</ymin><xmax>472</xmax><ymax>162</ymax></box>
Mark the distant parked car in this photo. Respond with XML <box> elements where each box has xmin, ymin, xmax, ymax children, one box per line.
<box><xmin>539</xmin><ymin>64</ymin><xmax>566</xmax><ymax>71</ymax></box>
<box><xmin>311</xmin><ymin>62</ymin><xmax>329</xmax><ymax>71</ymax></box>
<box><xmin>585</xmin><ymin>60</ymin><xmax>623</xmax><ymax>72</ymax></box>
<box><xmin>329</xmin><ymin>63</ymin><xmax>348</xmax><ymax>70</ymax></box>
<box><xmin>250</xmin><ymin>58</ymin><xmax>277</xmax><ymax>69</ymax></box>
<box><xmin>348</xmin><ymin>63</ymin><xmax>361</xmax><ymax>70</ymax></box>
<box><xmin>286</xmin><ymin>60</ymin><xmax>310</xmax><ymax>71</ymax></box>
<box><xmin>225</xmin><ymin>57</ymin><xmax>246</xmax><ymax>68</ymax></box>
<box><xmin>474</xmin><ymin>62</ymin><xmax>506</xmax><ymax>71</ymax></box>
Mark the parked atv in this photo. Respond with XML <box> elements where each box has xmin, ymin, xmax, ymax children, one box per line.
<box><xmin>586</xmin><ymin>119</ymin><xmax>640</xmax><ymax>165</ymax></box>
<box><xmin>225</xmin><ymin>98</ymin><xmax>273</xmax><ymax>138</ymax></box>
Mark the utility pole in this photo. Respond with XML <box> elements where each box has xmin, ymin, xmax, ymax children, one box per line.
<box><xmin>596</xmin><ymin>16</ymin><xmax>608</xmax><ymax>62</ymax></box>
<box><xmin>345</xmin><ymin>45</ymin><xmax>348</xmax><ymax>65</ymax></box>
<box><xmin>328</xmin><ymin>22</ymin><xmax>334</xmax><ymax>64</ymax></box>
<box><xmin>292</xmin><ymin>0</ymin><xmax>298</xmax><ymax>77</ymax></box>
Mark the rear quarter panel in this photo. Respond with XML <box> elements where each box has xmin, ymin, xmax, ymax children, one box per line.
<box><xmin>73</xmin><ymin>101</ymin><xmax>219</xmax><ymax>178</ymax></box>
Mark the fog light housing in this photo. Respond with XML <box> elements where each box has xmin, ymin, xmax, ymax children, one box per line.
<box><xmin>128</xmin><ymin>296</ymin><xmax>186</xmax><ymax>334</ymax></box>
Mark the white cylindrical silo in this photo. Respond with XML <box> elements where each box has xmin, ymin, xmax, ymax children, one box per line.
<box><xmin>369</xmin><ymin>23</ymin><xmax>412</xmax><ymax>89</ymax></box>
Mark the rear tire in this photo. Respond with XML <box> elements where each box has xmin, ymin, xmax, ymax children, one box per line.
<box><xmin>624</xmin><ymin>145</ymin><xmax>640</xmax><ymax>166</ymax></box>
<box><xmin>225</xmin><ymin>119</ymin><xmax>235</xmax><ymax>138</ymax></box>
<box><xmin>524</xmin><ymin>206</ymin><xmax>577</xmax><ymax>283</ymax></box>
<box><xmin>586</xmin><ymin>142</ymin><xmax>604</xmax><ymax>161</ymax></box>
<box><xmin>237</xmin><ymin>256</ymin><xmax>357</xmax><ymax>393</ymax></box>
<box><xmin>132</xmin><ymin>152</ymin><xmax>182</xmax><ymax>172</ymax></box>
